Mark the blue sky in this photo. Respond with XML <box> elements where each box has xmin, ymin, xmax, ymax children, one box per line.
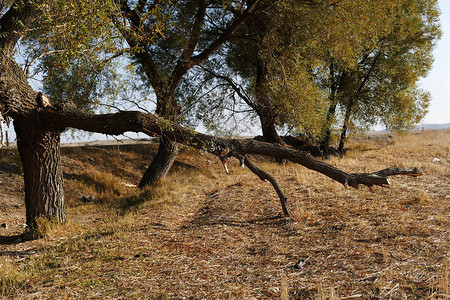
<box><xmin>420</xmin><ymin>0</ymin><xmax>450</xmax><ymax>125</ymax></box>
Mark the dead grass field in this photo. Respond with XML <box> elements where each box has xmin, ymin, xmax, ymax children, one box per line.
<box><xmin>0</xmin><ymin>130</ymin><xmax>449</xmax><ymax>299</ymax></box>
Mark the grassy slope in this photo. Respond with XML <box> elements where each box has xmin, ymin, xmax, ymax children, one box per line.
<box><xmin>0</xmin><ymin>130</ymin><xmax>449</xmax><ymax>299</ymax></box>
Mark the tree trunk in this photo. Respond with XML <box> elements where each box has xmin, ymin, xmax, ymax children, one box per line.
<box><xmin>321</xmin><ymin>100</ymin><xmax>338</xmax><ymax>147</ymax></box>
<box><xmin>254</xmin><ymin>55</ymin><xmax>284</xmax><ymax>162</ymax></box>
<box><xmin>259</xmin><ymin>112</ymin><xmax>286</xmax><ymax>164</ymax></box>
<box><xmin>138</xmin><ymin>136</ymin><xmax>179</xmax><ymax>188</ymax></box>
<box><xmin>118</xmin><ymin>0</ymin><xmax>260</xmax><ymax>189</ymax></box>
<box><xmin>338</xmin><ymin>102</ymin><xmax>353</xmax><ymax>154</ymax></box>
<box><xmin>14</xmin><ymin>119</ymin><xmax>65</xmax><ymax>231</ymax></box>
<box><xmin>260</xmin><ymin>113</ymin><xmax>283</xmax><ymax>144</ymax></box>
<box><xmin>138</xmin><ymin>83</ymin><xmax>181</xmax><ymax>188</ymax></box>
<box><xmin>0</xmin><ymin>113</ymin><xmax>4</xmax><ymax>147</ymax></box>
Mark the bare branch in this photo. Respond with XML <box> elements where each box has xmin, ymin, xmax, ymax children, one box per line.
<box><xmin>181</xmin><ymin>0</ymin><xmax>207</xmax><ymax>60</ymax></box>
<box><xmin>243</xmin><ymin>155</ymin><xmax>289</xmax><ymax>216</ymax></box>
<box><xmin>200</xmin><ymin>65</ymin><xmax>258</xmax><ymax>111</ymax></box>
<box><xmin>24</xmin><ymin>50</ymin><xmax>62</xmax><ymax>76</ymax></box>
<box><xmin>191</xmin><ymin>0</ymin><xmax>262</xmax><ymax>65</ymax></box>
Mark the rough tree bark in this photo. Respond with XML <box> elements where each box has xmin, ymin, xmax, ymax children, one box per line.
<box><xmin>260</xmin><ymin>113</ymin><xmax>283</xmax><ymax>144</ymax></box>
<box><xmin>0</xmin><ymin>57</ymin><xmax>66</xmax><ymax>230</ymax></box>
<box><xmin>15</xmin><ymin>119</ymin><xmax>65</xmax><ymax>229</ymax></box>
<box><xmin>138</xmin><ymin>94</ymin><xmax>181</xmax><ymax>188</ymax></box>
<box><xmin>138</xmin><ymin>135</ymin><xmax>178</xmax><ymax>188</ymax></box>
<box><xmin>260</xmin><ymin>112</ymin><xmax>286</xmax><ymax>164</ymax></box>
<box><xmin>338</xmin><ymin>100</ymin><xmax>354</xmax><ymax>154</ymax></box>
<box><xmin>0</xmin><ymin>1</ymin><xmax>67</xmax><ymax>231</ymax></box>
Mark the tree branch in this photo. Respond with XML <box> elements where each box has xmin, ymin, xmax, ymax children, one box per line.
<box><xmin>40</xmin><ymin>105</ymin><xmax>423</xmax><ymax>212</ymax></box>
<box><xmin>0</xmin><ymin>53</ymin><xmax>424</xmax><ymax>216</ymax></box>
<box><xmin>181</xmin><ymin>0</ymin><xmax>208</xmax><ymax>60</ymax></box>
<box><xmin>243</xmin><ymin>155</ymin><xmax>289</xmax><ymax>216</ymax></box>
<box><xmin>191</xmin><ymin>0</ymin><xmax>261</xmax><ymax>65</ymax></box>
<box><xmin>164</xmin><ymin>0</ymin><xmax>209</xmax><ymax>97</ymax></box>
<box><xmin>200</xmin><ymin>66</ymin><xmax>259</xmax><ymax>112</ymax></box>
<box><xmin>0</xmin><ymin>0</ymin><xmax>40</xmax><ymax>54</ymax></box>
<box><xmin>110</xmin><ymin>2</ymin><xmax>165</xmax><ymax>91</ymax></box>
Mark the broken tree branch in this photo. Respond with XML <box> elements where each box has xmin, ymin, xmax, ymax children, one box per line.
<box><xmin>37</xmin><ymin>105</ymin><xmax>423</xmax><ymax>215</ymax></box>
<box><xmin>243</xmin><ymin>155</ymin><xmax>290</xmax><ymax>216</ymax></box>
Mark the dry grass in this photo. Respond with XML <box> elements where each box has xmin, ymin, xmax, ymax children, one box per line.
<box><xmin>0</xmin><ymin>130</ymin><xmax>449</xmax><ymax>299</ymax></box>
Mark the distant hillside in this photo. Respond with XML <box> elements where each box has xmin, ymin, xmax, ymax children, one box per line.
<box><xmin>374</xmin><ymin>123</ymin><xmax>450</xmax><ymax>132</ymax></box>
<box><xmin>414</xmin><ymin>123</ymin><xmax>450</xmax><ymax>130</ymax></box>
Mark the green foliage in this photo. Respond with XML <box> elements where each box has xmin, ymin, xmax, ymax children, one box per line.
<box><xmin>316</xmin><ymin>0</ymin><xmax>440</xmax><ymax>137</ymax></box>
<box><xmin>184</xmin><ymin>0</ymin><xmax>425</xmax><ymax>140</ymax></box>
<box><xmin>20</xmin><ymin>0</ymin><xmax>118</xmax><ymax>108</ymax></box>
<box><xmin>381</xmin><ymin>89</ymin><xmax>431</xmax><ymax>131</ymax></box>
<box><xmin>262</xmin><ymin>0</ymin><xmax>420</xmax><ymax>139</ymax></box>
<box><xmin>25</xmin><ymin>0</ymin><xmax>120</xmax><ymax>60</ymax></box>
<box><xmin>19</xmin><ymin>0</ymin><xmax>170</xmax><ymax>110</ymax></box>
<box><xmin>126</xmin><ymin>0</ymin><xmax>244</xmax><ymax>96</ymax></box>
<box><xmin>0</xmin><ymin>1</ymin><xmax>14</xmax><ymax>15</ymax></box>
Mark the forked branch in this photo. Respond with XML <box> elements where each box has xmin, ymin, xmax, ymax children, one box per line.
<box><xmin>40</xmin><ymin>106</ymin><xmax>423</xmax><ymax>216</ymax></box>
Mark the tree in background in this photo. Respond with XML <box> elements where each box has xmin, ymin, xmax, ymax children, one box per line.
<box><xmin>184</xmin><ymin>0</ymin><xmax>418</xmax><ymax>153</ymax></box>
<box><xmin>317</xmin><ymin>0</ymin><xmax>440</xmax><ymax>153</ymax></box>
<box><xmin>111</xmin><ymin>0</ymin><xmax>268</xmax><ymax>188</ymax></box>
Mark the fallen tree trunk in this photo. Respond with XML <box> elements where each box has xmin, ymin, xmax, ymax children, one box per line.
<box><xmin>41</xmin><ymin>105</ymin><xmax>423</xmax><ymax>215</ymax></box>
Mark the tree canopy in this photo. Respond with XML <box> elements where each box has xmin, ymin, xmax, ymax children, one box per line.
<box><xmin>316</xmin><ymin>0</ymin><xmax>440</xmax><ymax>152</ymax></box>
<box><xmin>176</xmin><ymin>0</ymin><xmax>439</xmax><ymax>151</ymax></box>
